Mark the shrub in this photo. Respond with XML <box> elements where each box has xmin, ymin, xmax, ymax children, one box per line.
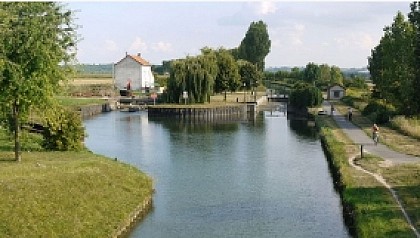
<box><xmin>290</xmin><ymin>83</ymin><xmax>323</xmax><ymax>109</ymax></box>
<box><xmin>42</xmin><ymin>106</ymin><xmax>85</xmax><ymax>151</ymax></box>
<box><xmin>362</xmin><ymin>101</ymin><xmax>396</xmax><ymax>124</ymax></box>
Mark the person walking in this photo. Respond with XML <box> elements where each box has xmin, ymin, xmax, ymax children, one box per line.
<box><xmin>348</xmin><ymin>107</ymin><xmax>353</xmax><ymax>121</ymax></box>
<box><xmin>372</xmin><ymin>123</ymin><xmax>379</xmax><ymax>145</ymax></box>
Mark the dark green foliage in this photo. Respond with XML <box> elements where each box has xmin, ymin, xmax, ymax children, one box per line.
<box><xmin>369</xmin><ymin>10</ymin><xmax>417</xmax><ymax>115</ymax></box>
<box><xmin>302</xmin><ymin>63</ymin><xmax>343</xmax><ymax>87</ymax></box>
<box><xmin>362</xmin><ymin>101</ymin><xmax>396</xmax><ymax>124</ymax></box>
<box><xmin>302</xmin><ymin>62</ymin><xmax>320</xmax><ymax>84</ymax></box>
<box><xmin>215</xmin><ymin>49</ymin><xmax>240</xmax><ymax>97</ymax></box>
<box><xmin>341</xmin><ymin>96</ymin><xmax>355</xmax><ymax>108</ymax></box>
<box><xmin>409</xmin><ymin>2</ymin><xmax>420</xmax><ymax>114</ymax></box>
<box><xmin>239</xmin><ymin>60</ymin><xmax>261</xmax><ymax>90</ymax></box>
<box><xmin>166</xmin><ymin>50</ymin><xmax>218</xmax><ymax>104</ymax></box>
<box><xmin>290</xmin><ymin>83</ymin><xmax>323</xmax><ymax>109</ymax></box>
<box><xmin>237</xmin><ymin>20</ymin><xmax>271</xmax><ymax>71</ymax></box>
<box><xmin>344</xmin><ymin>76</ymin><xmax>368</xmax><ymax>89</ymax></box>
<box><xmin>42</xmin><ymin>106</ymin><xmax>84</xmax><ymax>151</ymax></box>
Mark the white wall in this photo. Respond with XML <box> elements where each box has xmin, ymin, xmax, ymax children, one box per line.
<box><xmin>114</xmin><ymin>56</ymin><xmax>155</xmax><ymax>91</ymax></box>
<box><xmin>328</xmin><ymin>86</ymin><xmax>345</xmax><ymax>100</ymax></box>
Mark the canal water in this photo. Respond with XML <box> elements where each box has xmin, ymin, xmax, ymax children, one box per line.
<box><xmin>84</xmin><ymin>109</ymin><xmax>350</xmax><ymax>238</ymax></box>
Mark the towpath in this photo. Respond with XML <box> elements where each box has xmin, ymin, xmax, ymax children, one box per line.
<box><xmin>322</xmin><ymin>101</ymin><xmax>420</xmax><ymax>237</ymax></box>
<box><xmin>322</xmin><ymin>101</ymin><xmax>420</xmax><ymax>164</ymax></box>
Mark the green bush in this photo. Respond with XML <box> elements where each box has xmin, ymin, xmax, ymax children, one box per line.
<box><xmin>290</xmin><ymin>83</ymin><xmax>323</xmax><ymax>109</ymax></box>
<box><xmin>42</xmin><ymin>106</ymin><xmax>85</xmax><ymax>151</ymax></box>
<box><xmin>341</xmin><ymin>95</ymin><xmax>355</xmax><ymax>107</ymax></box>
<box><xmin>362</xmin><ymin>101</ymin><xmax>396</xmax><ymax>124</ymax></box>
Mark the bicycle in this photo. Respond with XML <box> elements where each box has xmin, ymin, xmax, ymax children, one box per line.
<box><xmin>373</xmin><ymin>131</ymin><xmax>379</xmax><ymax>145</ymax></box>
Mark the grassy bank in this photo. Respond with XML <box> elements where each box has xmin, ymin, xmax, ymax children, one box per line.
<box><xmin>0</xmin><ymin>129</ymin><xmax>153</xmax><ymax>237</ymax></box>
<box><xmin>316</xmin><ymin>114</ymin><xmax>418</xmax><ymax>237</ymax></box>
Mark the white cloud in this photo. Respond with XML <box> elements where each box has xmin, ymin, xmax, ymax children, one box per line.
<box><xmin>357</xmin><ymin>33</ymin><xmax>375</xmax><ymax>50</ymax></box>
<box><xmin>256</xmin><ymin>1</ymin><xmax>277</xmax><ymax>15</ymax></box>
<box><xmin>271</xmin><ymin>23</ymin><xmax>305</xmax><ymax>48</ymax></box>
<box><xmin>151</xmin><ymin>41</ymin><xmax>173</xmax><ymax>53</ymax></box>
<box><xmin>104</xmin><ymin>40</ymin><xmax>118</xmax><ymax>52</ymax></box>
<box><xmin>334</xmin><ymin>32</ymin><xmax>375</xmax><ymax>50</ymax></box>
<box><xmin>129</xmin><ymin>37</ymin><xmax>148</xmax><ymax>52</ymax></box>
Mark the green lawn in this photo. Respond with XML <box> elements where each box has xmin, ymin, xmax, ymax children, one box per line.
<box><xmin>0</xmin><ymin>129</ymin><xmax>153</xmax><ymax>237</ymax></box>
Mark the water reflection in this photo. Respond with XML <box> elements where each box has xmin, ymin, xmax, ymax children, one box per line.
<box><xmin>289</xmin><ymin>119</ymin><xmax>318</xmax><ymax>140</ymax></box>
<box><xmin>83</xmin><ymin>110</ymin><xmax>350</xmax><ymax>238</ymax></box>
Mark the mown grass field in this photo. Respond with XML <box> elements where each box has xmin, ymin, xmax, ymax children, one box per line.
<box><xmin>70</xmin><ymin>77</ymin><xmax>113</xmax><ymax>86</ymax></box>
<box><xmin>0</xmin><ymin>127</ymin><xmax>153</xmax><ymax>237</ymax></box>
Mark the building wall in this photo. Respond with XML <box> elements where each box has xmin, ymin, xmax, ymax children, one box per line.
<box><xmin>114</xmin><ymin>57</ymin><xmax>142</xmax><ymax>90</ymax></box>
<box><xmin>328</xmin><ymin>85</ymin><xmax>345</xmax><ymax>100</ymax></box>
<box><xmin>141</xmin><ymin>65</ymin><xmax>155</xmax><ymax>89</ymax></box>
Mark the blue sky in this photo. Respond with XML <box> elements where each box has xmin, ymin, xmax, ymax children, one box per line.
<box><xmin>67</xmin><ymin>1</ymin><xmax>411</xmax><ymax>68</ymax></box>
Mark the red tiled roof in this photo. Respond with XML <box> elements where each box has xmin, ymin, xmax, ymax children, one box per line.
<box><xmin>129</xmin><ymin>55</ymin><xmax>151</xmax><ymax>66</ymax></box>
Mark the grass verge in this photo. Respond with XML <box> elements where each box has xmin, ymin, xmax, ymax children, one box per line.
<box><xmin>316</xmin><ymin>114</ymin><xmax>417</xmax><ymax>237</ymax></box>
<box><xmin>0</xmin><ymin>129</ymin><xmax>153</xmax><ymax>237</ymax></box>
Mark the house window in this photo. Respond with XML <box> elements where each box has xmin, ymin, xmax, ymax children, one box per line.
<box><xmin>333</xmin><ymin>91</ymin><xmax>341</xmax><ymax>98</ymax></box>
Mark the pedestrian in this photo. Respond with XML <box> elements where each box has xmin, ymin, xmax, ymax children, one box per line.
<box><xmin>330</xmin><ymin>104</ymin><xmax>335</xmax><ymax>116</ymax></box>
<box><xmin>372</xmin><ymin>123</ymin><xmax>379</xmax><ymax>145</ymax></box>
<box><xmin>348</xmin><ymin>107</ymin><xmax>353</xmax><ymax>121</ymax></box>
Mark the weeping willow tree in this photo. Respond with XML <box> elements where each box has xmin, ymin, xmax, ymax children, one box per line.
<box><xmin>167</xmin><ymin>49</ymin><xmax>218</xmax><ymax>104</ymax></box>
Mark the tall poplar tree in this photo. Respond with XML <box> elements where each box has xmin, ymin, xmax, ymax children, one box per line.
<box><xmin>237</xmin><ymin>20</ymin><xmax>271</xmax><ymax>71</ymax></box>
<box><xmin>0</xmin><ymin>2</ymin><xmax>77</xmax><ymax>161</ymax></box>
<box><xmin>369</xmin><ymin>11</ymin><xmax>415</xmax><ymax>114</ymax></box>
<box><xmin>409</xmin><ymin>1</ymin><xmax>420</xmax><ymax>114</ymax></box>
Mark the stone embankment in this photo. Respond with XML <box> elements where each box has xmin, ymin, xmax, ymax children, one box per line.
<box><xmin>148</xmin><ymin>104</ymin><xmax>247</xmax><ymax>121</ymax></box>
<box><xmin>112</xmin><ymin>195</ymin><xmax>153</xmax><ymax>238</ymax></box>
<box><xmin>79</xmin><ymin>102</ymin><xmax>112</xmax><ymax>119</ymax></box>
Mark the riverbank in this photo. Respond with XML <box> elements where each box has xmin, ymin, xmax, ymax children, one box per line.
<box><xmin>315</xmin><ymin>110</ymin><xmax>420</xmax><ymax>237</ymax></box>
<box><xmin>0</xmin><ymin>129</ymin><xmax>153</xmax><ymax>237</ymax></box>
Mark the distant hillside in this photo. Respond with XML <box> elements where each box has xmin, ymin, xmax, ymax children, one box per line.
<box><xmin>75</xmin><ymin>64</ymin><xmax>113</xmax><ymax>75</ymax></box>
<box><xmin>265</xmin><ymin>66</ymin><xmax>370</xmax><ymax>77</ymax></box>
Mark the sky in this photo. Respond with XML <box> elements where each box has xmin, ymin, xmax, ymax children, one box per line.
<box><xmin>66</xmin><ymin>1</ymin><xmax>412</xmax><ymax>68</ymax></box>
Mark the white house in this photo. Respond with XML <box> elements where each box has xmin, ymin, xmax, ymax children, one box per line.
<box><xmin>113</xmin><ymin>53</ymin><xmax>155</xmax><ymax>92</ymax></box>
<box><xmin>327</xmin><ymin>85</ymin><xmax>346</xmax><ymax>100</ymax></box>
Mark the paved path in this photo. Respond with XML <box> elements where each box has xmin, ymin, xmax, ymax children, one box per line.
<box><xmin>322</xmin><ymin>101</ymin><xmax>420</xmax><ymax>164</ymax></box>
<box><xmin>323</xmin><ymin>101</ymin><xmax>420</xmax><ymax>237</ymax></box>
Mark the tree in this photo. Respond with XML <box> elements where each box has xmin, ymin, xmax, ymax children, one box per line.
<box><xmin>238</xmin><ymin>60</ymin><xmax>261</xmax><ymax>91</ymax></box>
<box><xmin>369</xmin><ymin>11</ymin><xmax>416</xmax><ymax>114</ymax></box>
<box><xmin>289</xmin><ymin>82</ymin><xmax>323</xmax><ymax>109</ymax></box>
<box><xmin>214</xmin><ymin>49</ymin><xmax>240</xmax><ymax>100</ymax></box>
<box><xmin>237</xmin><ymin>20</ymin><xmax>271</xmax><ymax>71</ymax></box>
<box><xmin>409</xmin><ymin>2</ymin><xmax>420</xmax><ymax>114</ymax></box>
<box><xmin>166</xmin><ymin>49</ymin><xmax>218</xmax><ymax>104</ymax></box>
<box><xmin>302</xmin><ymin>62</ymin><xmax>320</xmax><ymax>84</ymax></box>
<box><xmin>330</xmin><ymin>66</ymin><xmax>344</xmax><ymax>86</ymax></box>
<box><xmin>0</xmin><ymin>2</ymin><xmax>77</xmax><ymax>161</ymax></box>
<box><xmin>318</xmin><ymin>64</ymin><xmax>331</xmax><ymax>88</ymax></box>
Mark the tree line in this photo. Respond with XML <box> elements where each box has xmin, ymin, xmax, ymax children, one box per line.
<box><xmin>369</xmin><ymin>2</ymin><xmax>420</xmax><ymax>115</ymax></box>
<box><xmin>166</xmin><ymin>21</ymin><xmax>270</xmax><ymax>103</ymax></box>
